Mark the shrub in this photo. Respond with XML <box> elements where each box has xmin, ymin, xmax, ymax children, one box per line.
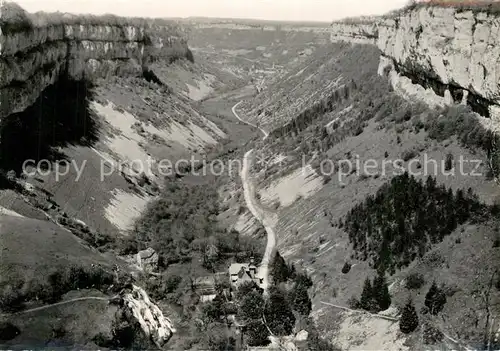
<box><xmin>185</xmin><ymin>48</ymin><xmax>195</xmax><ymax>63</ymax></box>
<box><xmin>347</xmin><ymin>296</ymin><xmax>361</xmax><ymax>309</ymax></box>
<box><xmin>93</xmin><ymin>333</ymin><xmax>114</xmax><ymax>348</ymax></box>
<box><xmin>0</xmin><ymin>2</ymin><xmax>33</xmax><ymax>34</ymax></box>
<box><xmin>424</xmin><ymin>281</ymin><xmax>447</xmax><ymax>315</ymax></box>
<box><xmin>0</xmin><ymin>283</ymin><xmax>24</xmax><ymax>312</ymax></box>
<box><xmin>401</xmin><ymin>149</ymin><xmax>418</xmax><ymax>162</ymax></box>
<box><xmin>0</xmin><ymin>322</ymin><xmax>21</xmax><ymax>341</ymax></box>
<box><xmin>493</xmin><ymin>238</ymin><xmax>500</xmax><ymax>248</ymax></box>
<box><xmin>405</xmin><ymin>272</ymin><xmax>425</xmax><ymax>290</ymax></box>
<box><xmin>341</xmin><ymin>262</ymin><xmax>351</xmax><ymax>274</ymax></box>
<box><xmin>423</xmin><ymin>322</ymin><xmax>443</xmax><ymax>344</ymax></box>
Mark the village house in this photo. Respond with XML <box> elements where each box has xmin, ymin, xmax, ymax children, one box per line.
<box><xmin>193</xmin><ymin>258</ymin><xmax>263</xmax><ymax>303</ymax></box>
<box><xmin>228</xmin><ymin>257</ymin><xmax>263</xmax><ymax>289</ymax></box>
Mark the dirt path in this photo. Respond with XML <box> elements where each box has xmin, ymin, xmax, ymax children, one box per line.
<box><xmin>233</xmin><ymin>101</ymin><xmax>274</xmax><ymax>293</ymax></box>
<box><xmin>319</xmin><ymin>301</ymin><xmax>399</xmax><ymax>322</ymax></box>
<box><xmin>0</xmin><ymin>296</ymin><xmax>111</xmax><ymax>317</ymax></box>
<box><xmin>232</xmin><ymin>101</ymin><xmax>269</xmax><ymax>139</ymax></box>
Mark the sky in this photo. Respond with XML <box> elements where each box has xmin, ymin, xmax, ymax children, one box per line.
<box><xmin>12</xmin><ymin>0</ymin><xmax>409</xmax><ymax>22</ymax></box>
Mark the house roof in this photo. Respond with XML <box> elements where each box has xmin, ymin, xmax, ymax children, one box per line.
<box><xmin>194</xmin><ymin>276</ymin><xmax>215</xmax><ymax>287</ymax></box>
<box><xmin>237</xmin><ymin>270</ymin><xmax>254</xmax><ymax>283</ymax></box>
<box><xmin>229</xmin><ymin>263</ymin><xmax>248</xmax><ymax>276</ymax></box>
<box><xmin>237</xmin><ymin>267</ymin><xmax>250</xmax><ymax>279</ymax></box>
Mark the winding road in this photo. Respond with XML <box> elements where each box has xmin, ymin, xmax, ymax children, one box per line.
<box><xmin>233</xmin><ymin>101</ymin><xmax>275</xmax><ymax>293</ymax></box>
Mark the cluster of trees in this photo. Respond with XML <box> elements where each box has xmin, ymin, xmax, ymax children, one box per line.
<box><xmin>270</xmin><ymin>81</ymin><xmax>358</xmax><ymax>139</ymax></box>
<box><xmin>133</xmin><ymin>182</ymin><xmax>221</xmax><ymax>265</ymax></box>
<box><xmin>132</xmin><ymin>183</ymin><xmax>260</xmax><ymax>270</ymax></box>
<box><xmin>350</xmin><ymin>269</ymin><xmax>391</xmax><ymax>313</ymax></box>
<box><xmin>235</xmin><ymin>254</ymin><xmax>314</xmax><ymax>346</ymax></box>
<box><xmin>93</xmin><ymin>308</ymin><xmax>151</xmax><ymax>349</ymax></box>
<box><xmin>399</xmin><ymin>281</ymin><xmax>447</xmax><ymax>335</ymax></box>
<box><xmin>0</xmin><ymin>264</ymin><xmax>117</xmax><ymax>312</ymax></box>
<box><xmin>425</xmin><ymin>104</ymin><xmax>494</xmax><ymax>152</ymax></box>
<box><xmin>145</xmin><ymin>274</ymin><xmax>183</xmax><ymax>301</ymax></box>
<box><xmin>270</xmin><ymin>252</ymin><xmax>313</xmax><ymax>316</ymax></box>
<box><xmin>236</xmin><ymin>278</ymin><xmax>310</xmax><ymax>346</ymax></box>
<box><xmin>197</xmin><ymin>252</ymin><xmax>315</xmax><ymax>348</ymax></box>
<box><xmin>344</xmin><ymin>173</ymin><xmax>489</xmax><ymax>272</ymax></box>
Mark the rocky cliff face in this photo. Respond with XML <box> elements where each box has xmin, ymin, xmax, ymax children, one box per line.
<box><xmin>123</xmin><ymin>285</ymin><xmax>176</xmax><ymax>348</ymax></box>
<box><xmin>0</xmin><ymin>17</ymin><xmax>188</xmax><ymax>119</ymax></box>
<box><xmin>330</xmin><ymin>20</ymin><xmax>378</xmax><ymax>44</ymax></box>
<box><xmin>331</xmin><ymin>5</ymin><xmax>500</xmax><ymax>125</ymax></box>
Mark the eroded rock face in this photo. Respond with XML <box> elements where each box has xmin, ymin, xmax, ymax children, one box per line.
<box><xmin>330</xmin><ymin>6</ymin><xmax>500</xmax><ymax>122</ymax></box>
<box><xmin>0</xmin><ymin>21</ymin><xmax>188</xmax><ymax>118</ymax></box>
<box><xmin>123</xmin><ymin>285</ymin><xmax>176</xmax><ymax>348</ymax></box>
<box><xmin>330</xmin><ymin>20</ymin><xmax>378</xmax><ymax>44</ymax></box>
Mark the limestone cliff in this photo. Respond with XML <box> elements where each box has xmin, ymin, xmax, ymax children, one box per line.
<box><xmin>123</xmin><ymin>285</ymin><xmax>176</xmax><ymax>348</ymax></box>
<box><xmin>330</xmin><ymin>19</ymin><xmax>378</xmax><ymax>45</ymax></box>
<box><xmin>0</xmin><ymin>5</ymin><xmax>189</xmax><ymax>119</ymax></box>
<box><xmin>330</xmin><ymin>5</ymin><xmax>500</xmax><ymax>124</ymax></box>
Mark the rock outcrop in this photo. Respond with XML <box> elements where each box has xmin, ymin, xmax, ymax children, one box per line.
<box><xmin>330</xmin><ymin>5</ymin><xmax>500</xmax><ymax>124</ymax></box>
<box><xmin>0</xmin><ymin>4</ymin><xmax>189</xmax><ymax>119</ymax></box>
<box><xmin>330</xmin><ymin>19</ymin><xmax>378</xmax><ymax>44</ymax></box>
<box><xmin>136</xmin><ymin>247</ymin><xmax>159</xmax><ymax>272</ymax></box>
<box><xmin>123</xmin><ymin>285</ymin><xmax>176</xmax><ymax>348</ymax></box>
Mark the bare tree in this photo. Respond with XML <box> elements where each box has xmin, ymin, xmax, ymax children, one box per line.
<box><xmin>479</xmin><ymin>269</ymin><xmax>499</xmax><ymax>350</ymax></box>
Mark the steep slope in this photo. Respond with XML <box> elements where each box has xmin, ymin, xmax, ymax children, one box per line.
<box><xmin>239</xmin><ymin>39</ymin><xmax>500</xmax><ymax>350</ymax></box>
<box><xmin>0</xmin><ymin>4</ymin><xmax>235</xmax><ymax>349</ymax></box>
<box><xmin>240</xmin><ymin>43</ymin><xmax>378</xmax><ymax>132</ymax></box>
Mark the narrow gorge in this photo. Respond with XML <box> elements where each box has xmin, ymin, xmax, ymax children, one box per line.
<box><xmin>1</xmin><ymin>1</ymin><xmax>500</xmax><ymax>350</ymax></box>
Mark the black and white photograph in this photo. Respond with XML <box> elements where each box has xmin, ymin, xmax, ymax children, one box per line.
<box><xmin>0</xmin><ymin>0</ymin><xmax>500</xmax><ymax>349</ymax></box>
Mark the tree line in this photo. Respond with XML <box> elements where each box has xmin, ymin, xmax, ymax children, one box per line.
<box><xmin>343</xmin><ymin>173</ymin><xmax>492</xmax><ymax>273</ymax></box>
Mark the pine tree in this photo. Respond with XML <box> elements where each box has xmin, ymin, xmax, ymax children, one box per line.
<box><xmin>360</xmin><ymin>278</ymin><xmax>374</xmax><ymax>311</ymax></box>
<box><xmin>425</xmin><ymin>281</ymin><xmax>438</xmax><ymax>311</ymax></box>
<box><xmin>400</xmin><ymin>298</ymin><xmax>419</xmax><ymax>334</ymax></box>
<box><xmin>341</xmin><ymin>262</ymin><xmax>352</xmax><ymax>274</ymax></box>
<box><xmin>292</xmin><ymin>284</ymin><xmax>312</xmax><ymax>316</ymax></box>
<box><xmin>265</xmin><ymin>287</ymin><xmax>296</xmax><ymax>336</ymax></box>
<box><xmin>372</xmin><ymin>270</ymin><xmax>391</xmax><ymax>311</ymax></box>
<box><xmin>271</xmin><ymin>252</ymin><xmax>290</xmax><ymax>284</ymax></box>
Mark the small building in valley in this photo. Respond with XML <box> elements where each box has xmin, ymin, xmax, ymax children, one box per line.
<box><xmin>229</xmin><ymin>257</ymin><xmax>263</xmax><ymax>289</ymax></box>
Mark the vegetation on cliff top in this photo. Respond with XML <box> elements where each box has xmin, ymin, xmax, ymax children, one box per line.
<box><xmin>391</xmin><ymin>0</ymin><xmax>500</xmax><ymax>16</ymax></box>
<box><xmin>0</xmin><ymin>2</ymin><xmax>183</xmax><ymax>35</ymax></box>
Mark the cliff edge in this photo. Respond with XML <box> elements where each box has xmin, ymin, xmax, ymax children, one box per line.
<box><xmin>330</xmin><ymin>3</ymin><xmax>500</xmax><ymax>124</ymax></box>
<box><xmin>0</xmin><ymin>2</ymin><xmax>189</xmax><ymax>119</ymax></box>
